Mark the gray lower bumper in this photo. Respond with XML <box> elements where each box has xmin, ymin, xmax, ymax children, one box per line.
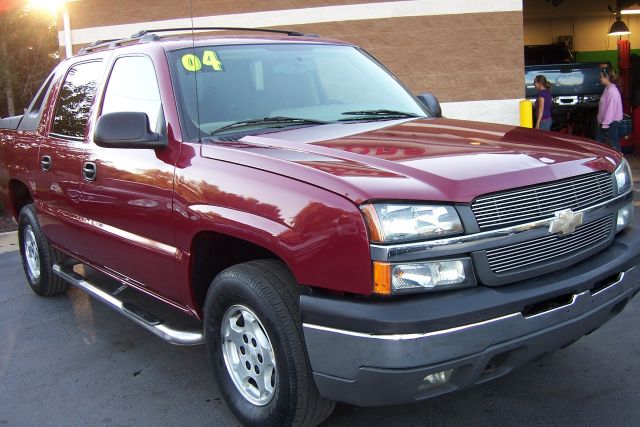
<box><xmin>303</xmin><ymin>265</ymin><xmax>640</xmax><ymax>406</ymax></box>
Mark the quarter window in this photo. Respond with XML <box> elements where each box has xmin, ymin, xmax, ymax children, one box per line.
<box><xmin>52</xmin><ymin>61</ymin><xmax>103</xmax><ymax>138</ymax></box>
<box><xmin>102</xmin><ymin>56</ymin><xmax>162</xmax><ymax>131</ymax></box>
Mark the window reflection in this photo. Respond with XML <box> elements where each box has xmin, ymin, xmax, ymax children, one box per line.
<box><xmin>102</xmin><ymin>56</ymin><xmax>162</xmax><ymax>131</ymax></box>
<box><xmin>52</xmin><ymin>61</ymin><xmax>103</xmax><ymax>138</ymax></box>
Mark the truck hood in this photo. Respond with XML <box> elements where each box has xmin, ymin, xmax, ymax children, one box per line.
<box><xmin>201</xmin><ymin>117</ymin><xmax>621</xmax><ymax>204</ymax></box>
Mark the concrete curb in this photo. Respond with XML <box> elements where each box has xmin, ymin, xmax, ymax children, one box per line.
<box><xmin>0</xmin><ymin>231</ymin><xmax>18</xmax><ymax>254</ymax></box>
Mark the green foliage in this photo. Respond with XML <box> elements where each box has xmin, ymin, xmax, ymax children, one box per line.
<box><xmin>0</xmin><ymin>6</ymin><xmax>59</xmax><ymax>117</ymax></box>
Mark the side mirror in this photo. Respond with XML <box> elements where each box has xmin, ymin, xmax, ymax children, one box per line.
<box><xmin>94</xmin><ymin>112</ymin><xmax>166</xmax><ymax>149</ymax></box>
<box><xmin>416</xmin><ymin>92</ymin><xmax>442</xmax><ymax>118</ymax></box>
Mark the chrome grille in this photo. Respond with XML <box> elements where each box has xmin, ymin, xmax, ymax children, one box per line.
<box><xmin>486</xmin><ymin>215</ymin><xmax>613</xmax><ymax>274</ymax></box>
<box><xmin>472</xmin><ymin>172</ymin><xmax>613</xmax><ymax>230</ymax></box>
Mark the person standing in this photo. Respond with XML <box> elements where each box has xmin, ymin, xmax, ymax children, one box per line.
<box><xmin>595</xmin><ymin>67</ymin><xmax>624</xmax><ymax>151</ymax></box>
<box><xmin>534</xmin><ymin>75</ymin><xmax>553</xmax><ymax>130</ymax></box>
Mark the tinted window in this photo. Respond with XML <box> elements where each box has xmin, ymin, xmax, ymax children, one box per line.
<box><xmin>102</xmin><ymin>56</ymin><xmax>162</xmax><ymax>130</ymax></box>
<box><xmin>52</xmin><ymin>61</ymin><xmax>103</xmax><ymax>138</ymax></box>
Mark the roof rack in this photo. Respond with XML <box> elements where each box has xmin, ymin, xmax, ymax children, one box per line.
<box><xmin>78</xmin><ymin>37</ymin><xmax>133</xmax><ymax>54</ymax></box>
<box><xmin>78</xmin><ymin>27</ymin><xmax>311</xmax><ymax>55</ymax></box>
<box><xmin>84</xmin><ymin>38</ymin><xmax>120</xmax><ymax>48</ymax></box>
<box><xmin>131</xmin><ymin>27</ymin><xmax>306</xmax><ymax>38</ymax></box>
<box><xmin>78</xmin><ymin>38</ymin><xmax>120</xmax><ymax>54</ymax></box>
<box><xmin>78</xmin><ymin>33</ymin><xmax>162</xmax><ymax>55</ymax></box>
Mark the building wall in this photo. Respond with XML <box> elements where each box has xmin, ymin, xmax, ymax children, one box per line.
<box><xmin>58</xmin><ymin>0</ymin><xmax>525</xmax><ymax>125</ymax></box>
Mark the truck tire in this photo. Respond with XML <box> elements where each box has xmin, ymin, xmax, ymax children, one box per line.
<box><xmin>18</xmin><ymin>204</ymin><xmax>69</xmax><ymax>296</ymax></box>
<box><xmin>204</xmin><ymin>259</ymin><xmax>335</xmax><ymax>427</ymax></box>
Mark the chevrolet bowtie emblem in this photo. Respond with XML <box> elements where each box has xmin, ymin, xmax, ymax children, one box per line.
<box><xmin>549</xmin><ymin>209</ymin><xmax>583</xmax><ymax>236</ymax></box>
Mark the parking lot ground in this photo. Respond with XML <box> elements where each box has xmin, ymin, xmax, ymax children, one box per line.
<box><xmin>1</xmin><ymin>155</ymin><xmax>640</xmax><ymax>426</ymax></box>
<box><xmin>1</xmin><ymin>242</ymin><xmax>639</xmax><ymax>426</ymax></box>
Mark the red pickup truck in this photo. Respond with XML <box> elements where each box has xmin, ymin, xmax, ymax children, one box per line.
<box><xmin>1</xmin><ymin>29</ymin><xmax>639</xmax><ymax>426</ymax></box>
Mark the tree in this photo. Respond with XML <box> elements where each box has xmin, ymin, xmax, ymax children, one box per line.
<box><xmin>0</xmin><ymin>3</ymin><xmax>58</xmax><ymax>118</ymax></box>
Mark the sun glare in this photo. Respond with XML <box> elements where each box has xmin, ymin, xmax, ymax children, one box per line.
<box><xmin>28</xmin><ymin>0</ymin><xmax>67</xmax><ymax>14</ymax></box>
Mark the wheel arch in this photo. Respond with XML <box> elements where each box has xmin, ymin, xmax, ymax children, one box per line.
<box><xmin>189</xmin><ymin>229</ymin><xmax>289</xmax><ymax>314</ymax></box>
<box><xmin>8</xmin><ymin>179</ymin><xmax>33</xmax><ymax>221</ymax></box>
<box><xmin>179</xmin><ymin>179</ymin><xmax>373</xmax><ymax>314</ymax></box>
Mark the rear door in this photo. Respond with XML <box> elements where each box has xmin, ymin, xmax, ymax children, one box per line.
<box><xmin>37</xmin><ymin>60</ymin><xmax>105</xmax><ymax>257</ymax></box>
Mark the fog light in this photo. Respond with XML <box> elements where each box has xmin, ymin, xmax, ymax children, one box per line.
<box><xmin>419</xmin><ymin>369</ymin><xmax>453</xmax><ymax>390</ymax></box>
<box><xmin>391</xmin><ymin>258</ymin><xmax>475</xmax><ymax>293</ymax></box>
<box><xmin>617</xmin><ymin>202</ymin><xmax>634</xmax><ymax>232</ymax></box>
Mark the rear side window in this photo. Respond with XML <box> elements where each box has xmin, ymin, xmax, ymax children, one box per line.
<box><xmin>52</xmin><ymin>61</ymin><xmax>103</xmax><ymax>139</ymax></box>
<box><xmin>17</xmin><ymin>72</ymin><xmax>56</xmax><ymax>131</ymax></box>
<box><xmin>101</xmin><ymin>56</ymin><xmax>162</xmax><ymax>131</ymax></box>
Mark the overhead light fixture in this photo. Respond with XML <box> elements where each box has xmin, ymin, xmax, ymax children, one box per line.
<box><xmin>608</xmin><ymin>13</ymin><xmax>631</xmax><ymax>36</ymax></box>
<box><xmin>621</xmin><ymin>9</ymin><xmax>640</xmax><ymax>14</ymax></box>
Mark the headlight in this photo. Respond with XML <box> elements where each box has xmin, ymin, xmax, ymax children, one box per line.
<box><xmin>614</xmin><ymin>159</ymin><xmax>633</xmax><ymax>195</ymax></box>
<box><xmin>373</xmin><ymin>258</ymin><xmax>476</xmax><ymax>295</ymax></box>
<box><xmin>361</xmin><ymin>203</ymin><xmax>463</xmax><ymax>243</ymax></box>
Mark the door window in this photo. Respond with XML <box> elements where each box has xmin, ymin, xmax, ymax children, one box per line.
<box><xmin>101</xmin><ymin>56</ymin><xmax>162</xmax><ymax>131</ymax></box>
<box><xmin>51</xmin><ymin>61</ymin><xmax>103</xmax><ymax>139</ymax></box>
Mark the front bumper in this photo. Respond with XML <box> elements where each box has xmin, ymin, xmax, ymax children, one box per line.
<box><xmin>301</xmin><ymin>221</ymin><xmax>640</xmax><ymax>406</ymax></box>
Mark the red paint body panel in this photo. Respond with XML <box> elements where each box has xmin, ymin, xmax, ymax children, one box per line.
<box><xmin>0</xmin><ymin>36</ymin><xmax>625</xmax><ymax>315</ymax></box>
<box><xmin>173</xmin><ymin>142</ymin><xmax>371</xmax><ymax>301</ymax></box>
<box><xmin>236</xmin><ymin>118</ymin><xmax>621</xmax><ymax>203</ymax></box>
<box><xmin>0</xmin><ymin>131</ymin><xmax>41</xmax><ymax>218</ymax></box>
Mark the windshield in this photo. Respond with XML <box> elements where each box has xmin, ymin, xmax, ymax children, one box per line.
<box><xmin>168</xmin><ymin>44</ymin><xmax>428</xmax><ymax>139</ymax></box>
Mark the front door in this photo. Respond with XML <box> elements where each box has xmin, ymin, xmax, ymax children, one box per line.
<box><xmin>80</xmin><ymin>54</ymin><xmax>181</xmax><ymax>302</ymax></box>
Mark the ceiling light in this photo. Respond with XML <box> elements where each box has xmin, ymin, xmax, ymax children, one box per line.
<box><xmin>608</xmin><ymin>14</ymin><xmax>631</xmax><ymax>36</ymax></box>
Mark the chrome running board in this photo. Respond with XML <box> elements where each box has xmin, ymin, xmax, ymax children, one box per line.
<box><xmin>52</xmin><ymin>264</ymin><xmax>205</xmax><ymax>346</ymax></box>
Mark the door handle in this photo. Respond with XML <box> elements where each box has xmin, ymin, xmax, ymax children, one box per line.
<box><xmin>40</xmin><ymin>155</ymin><xmax>51</xmax><ymax>171</ymax></box>
<box><xmin>83</xmin><ymin>162</ymin><xmax>97</xmax><ymax>181</ymax></box>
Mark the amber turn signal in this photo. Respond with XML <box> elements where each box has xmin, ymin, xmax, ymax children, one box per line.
<box><xmin>373</xmin><ymin>261</ymin><xmax>391</xmax><ymax>295</ymax></box>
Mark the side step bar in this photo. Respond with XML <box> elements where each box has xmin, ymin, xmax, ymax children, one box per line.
<box><xmin>52</xmin><ymin>264</ymin><xmax>205</xmax><ymax>346</ymax></box>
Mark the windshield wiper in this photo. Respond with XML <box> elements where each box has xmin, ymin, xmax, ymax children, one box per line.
<box><xmin>339</xmin><ymin>109</ymin><xmax>422</xmax><ymax>121</ymax></box>
<box><xmin>211</xmin><ymin>116</ymin><xmax>328</xmax><ymax>135</ymax></box>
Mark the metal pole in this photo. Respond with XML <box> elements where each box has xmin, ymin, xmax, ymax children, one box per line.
<box><xmin>62</xmin><ymin>5</ymin><xmax>72</xmax><ymax>58</ymax></box>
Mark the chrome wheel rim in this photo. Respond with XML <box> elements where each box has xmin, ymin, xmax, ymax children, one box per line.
<box><xmin>221</xmin><ymin>304</ymin><xmax>277</xmax><ymax>406</ymax></box>
<box><xmin>24</xmin><ymin>225</ymin><xmax>40</xmax><ymax>280</ymax></box>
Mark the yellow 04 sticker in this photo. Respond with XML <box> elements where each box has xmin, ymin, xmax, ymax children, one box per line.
<box><xmin>181</xmin><ymin>54</ymin><xmax>201</xmax><ymax>72</ymax></box>
<box><xmin>182</xmin><ymin>51</ymin><xmax>224</xmax><ymax>72</ymax></box>
<box><xmin>203</xmin><ymin>51</ymin><xmax>223</xmax><ymax>71</ymax></box>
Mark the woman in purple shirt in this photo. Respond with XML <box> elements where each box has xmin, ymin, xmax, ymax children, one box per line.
<box><xmin>595</xmin><ymin>67</ymin><xmax>624</xmax><ymax>151</ymax></box>
<box><xmin>534</xmin><ymin>75</ymin><xmax>552</xmax><ymax>130</ymax></box>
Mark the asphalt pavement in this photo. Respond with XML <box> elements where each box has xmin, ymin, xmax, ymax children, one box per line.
<box><xmin>0</xmin><ymin>230</ymin><xmax>639</xmax><ymax>426</ymax></box>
